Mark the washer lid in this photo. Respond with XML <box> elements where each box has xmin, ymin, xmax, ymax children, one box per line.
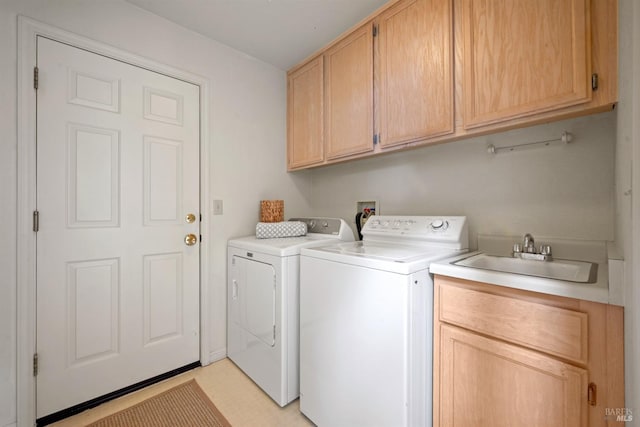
<box><xmin>316</xmin><ymin>241</ymin><xmax>449</xmax><ymax>262</ymax></box>
<box><xmin>302</xmin><ymin>241</ymin><xmax>466</xmax><ymax>274</ymax></box>
<box><xmin>321</xmin><ymin>241</ymin><xmax>446</xmax><ymax>262</ymax></box>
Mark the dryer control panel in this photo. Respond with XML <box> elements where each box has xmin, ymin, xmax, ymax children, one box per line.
<box><xmin>362</xmin><ymin>215</ymin><xmax>468</xmax><ymax>250</ymax></box>
<box><xmin>289</xmin><ymin>217</ymin><xmax>349</xmax><ymax>236</ymax></box>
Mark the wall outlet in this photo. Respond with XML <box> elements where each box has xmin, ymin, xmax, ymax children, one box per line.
<box><xmin>212</xmin><ymin>199</ymin><xmax>223</xmax><ymax>215</ymax></box>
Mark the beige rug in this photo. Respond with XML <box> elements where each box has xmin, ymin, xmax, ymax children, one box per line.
<box><xmin>87</xmin><ymin>379</ymin><xmax>232</xmax><ymax>427</ymax></box>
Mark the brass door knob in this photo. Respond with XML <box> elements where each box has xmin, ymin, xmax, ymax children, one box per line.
<box><xmin>184</xmin><ymin>234</ymin><xmax>198</xmax><ymax>246</ymax></box>
<box><xmin>185</xmin><ymin>213</ymin><xmax>196</xmax><ymax>223</ymax></box>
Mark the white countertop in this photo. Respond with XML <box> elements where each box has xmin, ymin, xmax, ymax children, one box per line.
<box><xmin>430</xmin><ymin>233</ymin><xmax>624</xmax><ymax>306</ymax></box>
<box><xmin>430</xmin><ymin>251</ymin><xmax>612</xmax><ymax>304</ymax></box>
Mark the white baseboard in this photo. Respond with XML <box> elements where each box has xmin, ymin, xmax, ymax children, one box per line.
<box><xmin>206</xmin><ymin>348</ymin><xmax>227</xmax><ymax>366</ymax></box>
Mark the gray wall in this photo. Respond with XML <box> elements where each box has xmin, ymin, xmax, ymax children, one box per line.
<box><xmin>309</xmin><ymin>112</ymin><xmax>616</xmax><ymax>248</ymax></box>
<box><xmin>620</xmin><ymin>0</ymin><xmax>640</xmax><ymax>423</ymax></box>
<box><xmin>0</xmin><ymin>1</ymin><xmax>313</xmax><ymax>425</ymax></box>
<box><xmin>1</xmin><ymin>0</ymin><xmax>635</xmax><ymax>426</ymax></box>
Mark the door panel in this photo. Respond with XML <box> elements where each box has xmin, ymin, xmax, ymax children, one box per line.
<box><xmin>460</xmin><ymin>0</ymin><xmax>591</xmax><ymax>128</ymax></box>
<box><xmin>67</xmin><ymin>68</ymin><xmax>120</xmax><ymax>112</ymax></box>
<box><xmin>324</xmin><ymin>23</ymin><xmax>374</xmax><ymax>159</ymax></box>
<box><xmin>439</xmin><ymin>325</ymin><xmax>588</xmax><ymax>427</ymax></box>
<box><xmin>143</xmin><ymin>253</ymin><xmax>184</xmax><ymax>345</ymax></box>
<box><xmin>67</xmin><ymin>124</ymin><xmax>120</xmax><ymax>227</ymax></box>
<box><xmin>377</xmin><ymin>0</ymin><xmax>454</xmax><ymax>147</ymax></box>
<box><xmin>36</xmin><ymin>36</ymin><xmax>200</xmax><ymax>417</ymax></box>
<box><xmin>231</xmin><ymin>256</ymin><xmax>276</xmax><ymax>347</ymax></box>
<box><xmin>143</xmin><ymin>136</ymin><xmax>183</xmax><ymax>225</ymax></box>
<box><xmin>67</xmin><ymin>258</ymin><xmax>120</xmax><ymax>365</ymax></box>
<box><xmin>287</xmin><ymin>56</ymin><xmax>325</xmax><ymax>169</ymax></box>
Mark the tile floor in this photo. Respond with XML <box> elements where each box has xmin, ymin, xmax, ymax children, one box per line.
<box><xmin>51</xmin><ymin>358</ymin><xmax>314</xmax><ymax>426</ymax></box>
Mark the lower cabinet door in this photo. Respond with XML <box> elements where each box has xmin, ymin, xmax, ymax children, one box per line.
<box><xmin>439</xmin><ymin>325</ymin><xmax>588</xmax><ymax>427</ymax></box>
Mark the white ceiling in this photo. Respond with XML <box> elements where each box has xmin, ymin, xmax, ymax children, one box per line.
<box><xmin>125</xmin><ymin>0</ymin><xmax>389</xmax><ymax>70</ymax></box>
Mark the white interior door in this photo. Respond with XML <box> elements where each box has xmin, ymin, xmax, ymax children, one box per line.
<box><xmin>35</xmin><ymin>36</ymin><xmax>201</xmax><ymax>418</ymax></box>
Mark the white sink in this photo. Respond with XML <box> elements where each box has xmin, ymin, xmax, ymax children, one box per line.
<box><xmin>453</xmin><ymin>253</ymin><xmax>598</xmax><ymax>283</ymax></box>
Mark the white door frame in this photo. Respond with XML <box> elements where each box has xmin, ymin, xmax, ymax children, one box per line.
<box><xmin>17</xmin><ymin>16</ymin><xmax>212</xmax><ymax>426</ymax></box>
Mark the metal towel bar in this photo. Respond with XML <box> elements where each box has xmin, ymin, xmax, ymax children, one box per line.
<box><xmin>487</xmin><ymin>131</ymin><xmax>573</xmax><ymax>154</ymax></box>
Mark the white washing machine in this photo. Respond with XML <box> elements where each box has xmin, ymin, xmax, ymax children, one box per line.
<box><xmin>299</xmin><ymin>216</ymin><xmax>468</xmax><ymax>426</ymax></box>
<box><xmin>227</xmin><ymin>217</ymin><xmax>354</xmax><ymax>407</ymax></box>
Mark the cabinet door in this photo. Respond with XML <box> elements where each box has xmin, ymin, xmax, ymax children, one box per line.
<box><xmin>324</xmin><ymin>23</ymin><xmax>374</xmax><ymax>160</ymax></box>
<box><xmin>439</xmin><ymin>325</ymin><xmax>588</xmax><ymax>427</ymax></box>
<box><xmin>377</xmin><ymin>0</ymin><xmax>454</xmax><ymax>148</ymax></box>
<box><xmin>460</xmin><ymin>0</ymin><xmax>591</xmax><ymax>129</ymax></box>
<box><xmin>287</xmin><ymin>56</ymin><xmax>324</xmax><ymax>169</ymax></box>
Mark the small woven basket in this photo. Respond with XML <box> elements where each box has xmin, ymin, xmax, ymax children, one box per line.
<box><xmin>260</xmin><ymin>200</ymin><xmax>284</xmax><ymax>223</ymax></box>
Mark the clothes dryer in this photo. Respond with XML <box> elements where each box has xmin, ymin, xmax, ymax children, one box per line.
<box><xmin>227</xmin><ymin>217</ymin><xmax>353</xmax><ymax>406</ymax></box>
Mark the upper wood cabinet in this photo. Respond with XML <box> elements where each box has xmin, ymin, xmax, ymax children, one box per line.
<box><xmin>287</xmin><ymin>56</ymin><xmax>324</xmax><ymax>169</ymax></box>
<box><xmin>459</xmin><ymin>0</ymin><xmax>592</xmax><ymax>129</ymax></box>
<box><xmin>286</xmin><ymin>0</ymin><xmax>617</xmax><ymax>170</ymax></box>
<box><xmin>324</xmin><ymin>23</ymin><xmax>374</xmax><ymax>160</ymax></box>
<box><xmin>377</xmin><ymin>0</ymin><xmax>454</xmax><ymax>148</ymax></box>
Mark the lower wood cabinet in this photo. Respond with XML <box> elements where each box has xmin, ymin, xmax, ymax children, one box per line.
<box><xmin>433</xmin><ymin>275</ymin><xmax>624</xmax><ymax>427</ymax></box>
<box><xmin>440</xmin><ymin>325</ymin><xmax>588</xmax><ymax>427</ymax></box>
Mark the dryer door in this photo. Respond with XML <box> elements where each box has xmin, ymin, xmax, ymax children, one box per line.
<box><xmin>230</xmin><ymin>255</ymin><xmax>276</xmax><ymax>346</ymax></box>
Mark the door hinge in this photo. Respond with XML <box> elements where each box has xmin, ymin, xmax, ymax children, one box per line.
<box><xmin>373</xmin><ymin>134</ymin><xmax>379</xmax><ymax>145</ymax></box>
<box><xmin>591</xmin><ymin>73</ymin><xmax>599</xmax><ymax>91</ymax></box>
<box><xmin>588</xmin><ymin>382</ymin><xmax>597</xmax><ymax>406</ymax></box>
<box><xmin>33</xmin><ymin>210</ymin><xmax>39</xmax><ymax>232</ymax></box>
<box><xmin>373</xmin><ymin>24</ymin><xmax>378</xmax><ymax>37</ymax></box>
<box><xmin>33</xmin><ymin>66</ymin><xmax>39</xmax><ymax>90</ymax></box>
<box><xmin>33</xmin><ymin>353</ymin><xmax>39</xmax><ymax>377</ymax></box>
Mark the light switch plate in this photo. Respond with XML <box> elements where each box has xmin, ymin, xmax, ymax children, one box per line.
<box><xmin>212</xmin><ymin>199</ymin><xmax>223</xmax><ymax>215</ymax></box>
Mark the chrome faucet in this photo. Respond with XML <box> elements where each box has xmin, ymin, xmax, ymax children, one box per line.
<box><xmin>523</xmin><ymin>233</ymin><xmax>535</xmax><ymax>253</ymax></box>
<box><xmin>513</xmin><ymin>233</ymin><xmax>552</xmax><ymax>261</ymax></box>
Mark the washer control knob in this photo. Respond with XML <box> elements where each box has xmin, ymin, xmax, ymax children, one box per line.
<box><xmin>371</xmin><ymin>219</ymin><xmax>381</xmax><ymax>226</ymax></box>
<box><xmin>393</xmin><ymin>220</ymin><xmax>401</xmax><ymax>228</ymax></box>
<box><xmin>322</xmin><ymin>221</ymin><xmax>328</xmax><ymax>228</ymax></box>
<box><xmin>430</xmin><ymin>219</ymin><xmax>448</xmax><ymax>231</ymax></box>
<box><xmin>308</xmin><ymin>220</ymin><xmax>316</xmax><ymax>229</ymax></box>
